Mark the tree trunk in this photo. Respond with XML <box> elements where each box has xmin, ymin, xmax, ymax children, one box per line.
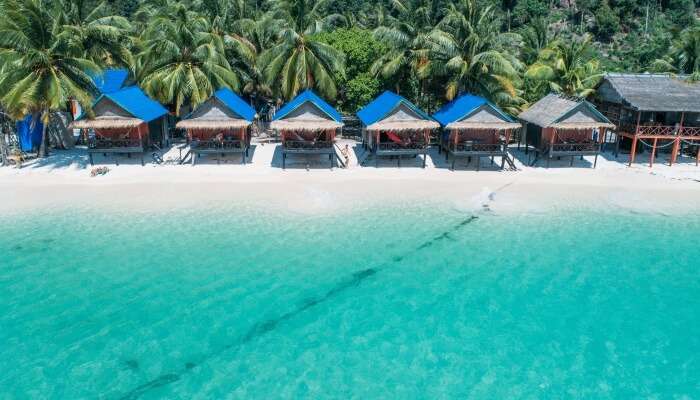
<box><xmin>0</xmin><ymin>131</ymin><xmax>8</xmax><ymax>167</ymax></box>
<box><xmin>39</xmin><ymin>110</ymin><xmax>49</xmax><ymax>158</ymax></box>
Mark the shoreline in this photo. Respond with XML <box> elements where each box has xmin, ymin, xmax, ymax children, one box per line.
<box><xmin>2</xmin><ymin>141</ymin><xmax>700</xmax><ymax>216</ymax></box>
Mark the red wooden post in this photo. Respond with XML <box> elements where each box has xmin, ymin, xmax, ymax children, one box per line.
<box><xmin>629</xmin><ymin>135</ymin><xmax>638</xmax><ymax>166</ymax></box>
<box><xmin>670</xmin><ymin>138</ymin><xmax>680</xmax><ymax>166</ymax></box>
<box><xmin>650</xmin><ymin>137</ymin><xmax>657</xmax><ymax>168</ymax></box>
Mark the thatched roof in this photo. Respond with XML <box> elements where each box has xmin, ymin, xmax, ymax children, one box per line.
<box><xmin>445</xmin><ymin>121</ymin><xmax>521</xmax><ymax>130</ymax></box>
<box><xmin>70</xmin><ymin>116</ymin><xmax>144</xmax><ymax>129</ymax></box>
<box><xmin>176</xmin><ymin>119</ymin><xmax>250</xmax><ymax>130</ymax></box>
<box><xmin>599</xmin><ymin>73</ymin><xmax>700</xmax><ymax>112</ymax></box>
<box><xmin>366</xmin><ymin>120</ymin><xmax>440</xmax><ymax>131</ymax></box>
<box><xmin>270</xmin><ymin>119</ymin><xmax>342</xmax><ymax>131</ymax></box>
<box><xmin>519</xmin><ymin>93</ymin><xmax>614</xmax><ymax>129</ymax></box>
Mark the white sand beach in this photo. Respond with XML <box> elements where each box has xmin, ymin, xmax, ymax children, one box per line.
<box><xmin>2</xmin><ymin>139</ymin><xmax>699</xmax><ymax>215</ymax></box>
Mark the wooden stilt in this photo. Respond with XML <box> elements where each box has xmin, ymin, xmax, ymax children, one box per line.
<box><xmin>696</xmin><ymin>145</ymin><xmax>700</xmax><ymax>166</ymax></box>
<box><xmin>650</xmin><ymin>137</ymin><xmax>657</xmax><ymax>167</ymax></box>
<box><xmin>629</xmin><ymin>136</ymin><xmax>638</xmax><ymax>166</ymax></box>
<box><xmin>669</xmin><ymin>137</ymin><xmax>680</xmax><ymax>166</ymax></box>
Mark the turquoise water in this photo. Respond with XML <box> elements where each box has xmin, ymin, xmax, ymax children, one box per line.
<box><xmin>1</xmin><ymin>205</ymin><xmax>699</xmax><ymax>399</ymax></box>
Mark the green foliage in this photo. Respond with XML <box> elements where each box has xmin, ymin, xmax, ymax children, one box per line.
<box><xmin>511</xmin><ymin>0</ymin><xmax>549</xmax><ymax>28</ymax></box>
<box><xmin>595</xmin><ymin>0</ymin><xmax>621</xmax><ymax>41</ymax></box>
<box><xmin>0</xmin><ymin>0</ymin><xmax>699</xmax><ymax>120</ymax></box>
<box><xmin>314</xmin><ymin>28</ymin><xmax>386</xmax><ymax>78</ymax></box>
<box><xmin>137</xmin><ymin>3</ymin><xmax>240</xmax><ymax>115</ymax></box>
<box><xmin>0</xmin><ymin>0</ymin><xmax>98</xmax><ymax>156</ymax></box>
<box><xmin>344</xmin><ymin>73</ymin><xmax>381</xmax><ymax>112</ymax></box>
<box><xmin>525</xmin><ymin>35</ymin><xmax>602</xmax><ymax>99</ymax></box>
<box><xmin>314</xmin><ymin>28</ymin><xmax>386</xmax><ymax>111</ymax></box>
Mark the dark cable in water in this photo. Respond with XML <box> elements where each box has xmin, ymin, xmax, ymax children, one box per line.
<box><xmin>117</xmin><ymin>215</ymin><xmax>479</xmax><ymax>400</ymax></box>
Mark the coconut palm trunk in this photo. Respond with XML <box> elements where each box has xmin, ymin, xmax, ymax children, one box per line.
<box><xmin>39</xmin><ymin>110</ymin><xmax>50</xmax><ymax>157</ymax></box>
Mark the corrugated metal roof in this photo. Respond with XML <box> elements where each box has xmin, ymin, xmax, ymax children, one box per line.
<box><xmin>432</xmin><ymin>93</ymin><xmax>514</xmax><ymax>126</ymax></box>
<box><xmin>518</xmin><ymin>93</ymin><xmax>611</xmax><ymax>127</ymax></box>
<box><xmin>214</xmin><ymin>88</ymin><xmax>256</xmax><ymax>121</ymax></box>
<box><xmin>91</xmin><ymin>69</ymin><xmax>129</xmax><ymax>94</ymax></box>
<box><xmin>273</xmin><ymin>90</ymin><xmax>342</xmax><ymax>123</ymax></box>
<box><xmin>356</xmin><ymin>91</ymin><xmax>434</xmax><ymax>126</ymax></box>
<box><xmin>87</xmin><ymin>86</ymin><xmax>168</xmax><ymax>123</ymax></box>
<box><xmin>602</xmin><ymin>73</ymin><xmax>700</xmax><ymax>112</ymax></box>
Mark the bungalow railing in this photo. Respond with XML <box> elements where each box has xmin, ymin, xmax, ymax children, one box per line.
<box><xmin>89</xmin><ymin>137</ymin><xmax>145</xmax><ymax>149</ymax></box>
<box><xmin>378</xmin><ymin>142</ymin><xmax>427</xmax><ymax>151</ymax></box>
<box><xmin>618</xmin><ymin>123</ymin><xmax>700</xmax><ymax>137</ymax></box>
<box><xmin>191</xmin><ymin>139</ymin><xmax>245</xmax><ymax>150</ymax></box>
<box><xmin>451</xmin><ymin>142</ymin><xmax>504</xmax><ymax>153</ymax></box>
<box><xmin>550</xmin><ymin>142</ymin><xmax>599</xmax><ymax>153</ymax></box>
<box><xmin>680</xmin><ymin>126</ymin><xmax>700</xmax><ymax>136</ymax></box>
<box><xmin>283</xmin><ymin>140</ymin><xmax>333</xmax><ymax>150</ymax></box>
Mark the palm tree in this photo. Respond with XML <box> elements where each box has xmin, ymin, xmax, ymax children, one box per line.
<box><xmin>136</xmin><ymin>3</ymin><xmax>240</xmax><ymax>116</ymax></box>
<box><xmin>55</xmin><ymin>0</ymin><xmax>133</xmax><ymax>67</ymax></box>
<box><xmin>426</xmin><ymin>0</ymin><xmax>523</xmax><ymax>113</ymax></box>
<box><xmin>370</xmin><ymin>0</ymin><xmax>443</xmax><ymax>93</ymax></box>
<box><xmin>521</xmin><ymin>18</ymin><xmax>553</xmax><ymax>66</ymax></box>
<box><xmin>650</xmin><ymin>26</ymin><xmax>700</xmax><ymax>79</ymax></box>
<box><xmin>259</xmin><ymin>0</ymin><xmax>345</xmax><ymax>100</ymax></box>
<box><xmin>0</xmin><ymin>0</ymin><xmax>97</xmax><ymax>157</ymax></box>
<box><xmin>525</xmin><ymin>34</ymin><xmax>601</xmax><ymax>98</ymax></box>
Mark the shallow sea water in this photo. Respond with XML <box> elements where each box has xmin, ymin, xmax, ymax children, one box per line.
<box><xmin>1</xmin><ymin>204</ymin><xmax>699</xmax><ymax>399</ymax></box>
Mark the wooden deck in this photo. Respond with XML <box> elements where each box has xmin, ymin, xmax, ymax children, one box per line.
<box><xmin>281</xmin><ymin>140</ymin><xmax>335</xmax><ymax>169</ymax></box>
<box><xmin>88</xmin><ymin>138</ymin><xmax>146</xmax><ymax>166</ymax></box>
<box><xmin>190</xmin><ymin>139</ymin><xmax>248</xmax><ymax>165</ymax></box>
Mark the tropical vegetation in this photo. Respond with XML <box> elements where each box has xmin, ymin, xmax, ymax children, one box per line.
<box><xmin>0</xmin><ymin>0</ymin><xmax>699</xmax><ymax>155</ymax></box>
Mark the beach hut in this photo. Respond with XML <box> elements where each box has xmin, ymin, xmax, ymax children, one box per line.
<box><xmin>175</xmin><ymin>88</ymin><xmax>256</xmax><ymax>165</ymax></box>
<box><xmin>70</xmin><ymin>86</ymin><xmax>169</xmax><ymax>166</ymax></box>
<box><xmin>433</xmin><ymin>94</ymin><xmax>521</xmax><ymax>170</ymax></box>
<box><xmin>594</xmin><ymin>73</ymin><xmax>700</xmax><ymax>167</ymax></box>
<box><xmin>518</xmin><ymin>93</ymin><xmax>614</xmax><ymax>168</ymax></box>
<box><xmin>357</xmin><ymin>91</ymin><xmax>439</xmax><ymax>168</ymax></box>
<box><xmin>270</xmin><ymin>90</ymin><xmax>343</xmax><ymax>169</ymax></box>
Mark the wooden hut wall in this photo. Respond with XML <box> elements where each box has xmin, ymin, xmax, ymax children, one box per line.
<box><xmin>188</xmin><ymin>127</ymin><xmax>246</xmax><ymax>141</ymax></box>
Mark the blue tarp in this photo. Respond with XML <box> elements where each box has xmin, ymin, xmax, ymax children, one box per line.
<box><xmin>356</xmin><ymin>91</ymin><xmax>434</xmax><ymax>126</ymax></box>
<box><xmin>16</xmin><ymin>115</ymin><xmax>43</xmax><ymax>152</ymax></box>
<box><xmin>91</xmin><ymin>69</ymin><xmax>129</xmax><ymax>94</ymax></box>
<box><xmin>273</xmin><ymin>90</ymin><xmax>342</xmax><ymax>123</ymax></box>
<box><xmin>214</xmin><ymin>88</ymin><xmax>256</xmax><ymax>121</ymax></box>
<box><xmin>432</xmin><ymin>94</ymin><xmax>515</xmax><ymax>127</ymax></box>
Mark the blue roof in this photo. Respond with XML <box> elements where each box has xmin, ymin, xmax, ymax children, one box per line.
<box><xmin>213</xmin><ymin>88</ymin><xmax>256</xmax><ymax>121</ymax></box>
<box><xmin>91</xmin><ymin>69</ymin><xmax>129</xmax><ymax>94</ymax></box>
<box><xmin>273</xmin><ymin>90</ymin><xmax>342</xmax><ymax>123</ymax></box>
<box><xmin>432</xmin><ymin>94</ymin><xmax>514</xmax><ymax>126</ymax></box>
<box><xmin>356</xmin><ymin>91</ymin><xmax>434</xmax><ymax>126</ymax></box>
<box><xmin>86</xmin><ymin>86</ymin><xmax>168</xmax><ymax>122</ymax></box>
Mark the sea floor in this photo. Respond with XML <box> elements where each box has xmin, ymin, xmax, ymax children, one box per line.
<box><xmin>1</xmin><ymin>204</ymin><xmax>699</xmax><ymax>399</ymax></box>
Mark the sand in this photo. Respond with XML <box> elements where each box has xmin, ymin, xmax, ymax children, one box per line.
<box><xmin>2</xmin><ymin>139</ymin><xmax>699</xmax><ymax>215</ymax></box>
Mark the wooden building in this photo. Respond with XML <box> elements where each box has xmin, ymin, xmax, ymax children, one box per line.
<box><xmin>518</xmin><ymin>94</ymin><xmax>614</xmax><ymax>168</ymax></box>
<box><xmin>357</xmin><ymin>91</ymin><xmax>439</xmax><ymax>168</ymax></box>
<box><xmin>270</xmin><ymin>90</ymin><xmax>343</xmax><ymax>169</ymax></box>
<box><xmin>594</xmin><ymin>73</ymin><xmax>700</xmax><ymax>167</ymax></box>
<box><xmin>71</xmin><ymin>86</ymin><xmax>169</xmax><ymax>166</ymax></box>
<box><xmin>176</xmin><ymin>88</ymin><xmax>256</xmax><ymax>165</ymax></box>
<box><xmin>432</xmin><ymin>94</ymin><xmax>521</xmax><ymax>170</ymax></box>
